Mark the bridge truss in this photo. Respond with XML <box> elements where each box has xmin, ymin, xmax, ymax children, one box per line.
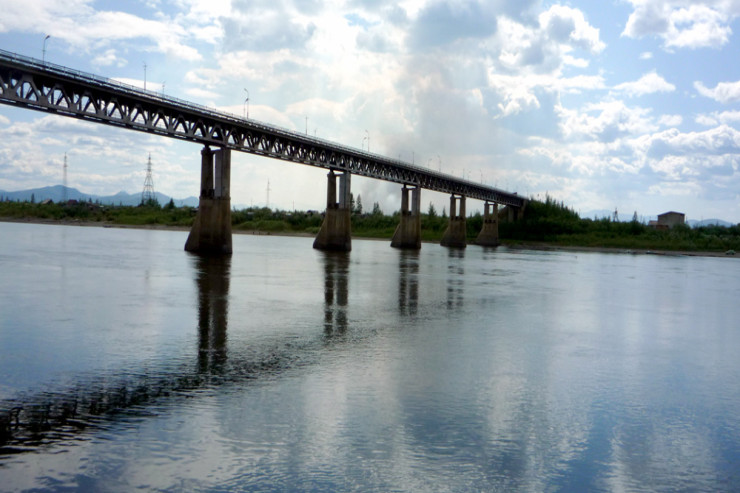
<box><xmin>0</xmin><ymin>49</ymin><xmax>524</xmax><ymax>208</ymax></box>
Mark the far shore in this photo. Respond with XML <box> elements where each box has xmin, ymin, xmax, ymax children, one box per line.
<box><xmin>2</xmin><ymin>216</ymin><xmax>737</xmax><ymax>259</ymax></box>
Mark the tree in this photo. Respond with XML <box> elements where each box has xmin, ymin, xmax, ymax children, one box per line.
<box><xmin>355</xmin><ymin>194</ymin><xmax>363</xmax><ymax>214</ymax></box>
<box><xmin>427</xmin><ymin>202</ymin><xmax>437</xmax><ymax>217</ymax></box>
<box><xmin>165</xmin><ymin>198</ymin><xmax>175</xmax><ymax>210</ymax></box>
<box><xmin>31</xmin><ymin>193</ymin><xmax>35</xmax><ymax>204</ymax></box>
<box><xmin>632</xmin><ymin>211</ymin><xmax>639</xmax><ymax>223</ymax></box>
<box><xmin>442</xmin><ymin>206</ymin><xmax>447</xmax><ymax>218</ymax></box>
<box><xmin>372</xmin><ymin>201</ymin><xmax>382</xmax><ymax>215</ymax></box>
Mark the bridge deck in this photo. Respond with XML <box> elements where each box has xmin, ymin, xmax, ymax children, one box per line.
<box><xmin>0</xmin><ymin>49</ymin><xmax>524</xmax><ymax>207</ymax></box>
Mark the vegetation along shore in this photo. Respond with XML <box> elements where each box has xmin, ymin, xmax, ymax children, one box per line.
<box><xmin>1</xmin><ymin>196</ymin><xmax>739</xmax><ymax>257</ymax></box>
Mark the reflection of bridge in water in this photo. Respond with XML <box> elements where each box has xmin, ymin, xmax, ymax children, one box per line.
<box><xmin>0</xmin><ymin>49</ymin><xmax>525</xmax><ymax>254</ymax></box>
<box><xmin>1</xmin><ymin>249</ymin><xmax>455</xmax><ymax>452</ymax></box>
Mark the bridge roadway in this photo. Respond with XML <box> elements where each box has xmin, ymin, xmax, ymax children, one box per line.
<box><xmin>0</xmin><ymin>49</ymin><xmax>525</xmax><ymax>252</ymax></box>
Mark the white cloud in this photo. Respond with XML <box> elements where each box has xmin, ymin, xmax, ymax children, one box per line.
<box><xmin>92</xmin><ymin>49</ymin><xmax>126</xmax><ymax>67</ymax></box>
<box><xmin>659</xmin><ymin>114</ymin><xmax>682</xmax><ymax>127</ymax></box>
<box><xmin>560</xmin><ymin>100</ymin><xmax>657</xmax><ymax>142</ymax></box>
<box><xmin>614</xmin><ymin>72</ymin><xmax>675</xmax><ymax>97</ymax></box>
<box><xmin>695</xmin><ymin>80</ymin><xmax>740</xmax><ymax>103</ymax></box>
<box><xmin>0</xmin><ymin>0</ymin><xmax>202</xmax><ymax>61</ymax></box>
<box><xmin>622</xmin><ymin>1</ymin><xmax>737</xmax><ymax>49</ymax></box>
<box><xmin>696</xmin><ymin>110</ymin><xmax>740</xmax><ymax>126</ymax></box>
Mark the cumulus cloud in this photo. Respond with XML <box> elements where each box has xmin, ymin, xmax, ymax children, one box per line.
<box><xmin>696</xmin><ymin>110</ymin><xmax>740</xmax><ymax>126</ymax></box>
<box><xmin>560</xmin><ymin>100</ymin><xmax>657</xmax><ymax>142</ymax></box>
<box><xmin>695</xmin><ymin>80</ymin><xmax>740</xmax><ymax>103</ymax></box>
<box><xmin>622</xmin><ymin>0</ymin><xmax>737</xmax><ymax>49</ymax></box>
<box><xmin>614</xmin><ymin>72</ymin><xmax>676</xmax><ymax>97</ymax></box>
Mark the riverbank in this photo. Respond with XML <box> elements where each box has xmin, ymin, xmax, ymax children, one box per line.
<box><xmin>3</xmin><ymin>216</ymin><xmax>737</xmax><ymax>259</ymax></box>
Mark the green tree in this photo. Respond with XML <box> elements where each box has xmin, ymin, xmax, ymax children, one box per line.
<box><xmin>427</xmin><ymin>202</ymin><xmax>437</xmax><ymax>217</ymax></box>
<box><xmin>372</xmin><ymin>202</ymin><xmax>382</xmax><ymax>215</ymax></box>
<box><xmin>355</xmin><ymin>194</ymin><xmax>363</xmax><ymax>214</ymax></box>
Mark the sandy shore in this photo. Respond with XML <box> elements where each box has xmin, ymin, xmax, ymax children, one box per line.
<box><xmin>2</xmin><ymin>216</ymin><xmax>737</xmax><ymax>258</ymax></box>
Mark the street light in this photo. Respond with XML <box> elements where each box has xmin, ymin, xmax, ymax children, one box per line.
<box><xmin>365</xmin><ymin>129</ymin><xmax>369</xmax><ymax>152</ymax></box>
<box><xmin>42</xmin><ymin>35</ymin><xmax>50</xmax><ymax>64</ymax></box>
<box><xmin>362</xmin><ymin>136</ymin><xmax>367</xmax><ymax>151</ymax></box>
<box><xmin>243</xmin><ymin>88</ymin><xmax>249</xmax><ymax>119</ymax></box>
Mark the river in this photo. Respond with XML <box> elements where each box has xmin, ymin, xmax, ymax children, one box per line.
<box><xmin>1</xmin><ymin>221</ymin><xmax>739</xmax><ymax>491</ymax></box>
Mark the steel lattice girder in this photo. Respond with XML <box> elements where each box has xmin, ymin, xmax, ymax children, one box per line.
<box><xmin>0</xmin><ymin>50</ymin><xmax>525</xmax><ymax>208</ymax></box>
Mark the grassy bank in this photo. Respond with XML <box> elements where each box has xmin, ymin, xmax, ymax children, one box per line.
<box><xmin>2</xmin><ymin>197</ymin><xmax>739</xmax><ymax>253</ymax></box>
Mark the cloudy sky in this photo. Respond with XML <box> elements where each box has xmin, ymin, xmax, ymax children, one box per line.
<box><xmin>2</xmin><ymin>0</ymin><xmax>740</xmax><ymax>222</ymax></box>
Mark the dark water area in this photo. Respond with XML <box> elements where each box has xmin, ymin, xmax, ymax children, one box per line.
<box><xmin>1</xmin><ymin>222</ymin><xmax>739</xmax><ymax>491</ymax></box>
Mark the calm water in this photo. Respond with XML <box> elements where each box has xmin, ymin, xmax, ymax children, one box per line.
<box><xmin>1</xmin><ymin>222</ymin><xmax>739</xmax><ymax>492</ymax></box>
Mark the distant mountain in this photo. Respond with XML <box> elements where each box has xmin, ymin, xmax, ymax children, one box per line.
<box><xmin>0</xmin><ymin>185</ymin><xmax>199</xmax><ymax>207</ymax></box>
<box><xmin>687</xmin><ymin>219</ymin><xmax>735</xmax><ymax>228</ymax></box>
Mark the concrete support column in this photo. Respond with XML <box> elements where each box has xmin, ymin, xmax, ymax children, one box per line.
<box><xmin>313</xmin><ymin>170</ymin><xmax>352</xmax><ymax>251</ymax></box>
<box><xmin>185</xmin><ymin>146</ymin><xmax>233</xmax><ymax>255</ymax></box>
<box><xmin>475</xmin><ymin>201</ymin><xmax>499</xmax><ymax>247</ymax></box>
<box><xmin>391</xmin><ymin>185</ymin><xmax>422</xmax><ymax>249</ymax></box>
<box><xmin>441</xmin><ymin>194</ymin><xmax>467</xmax><ymax>248</ymax></box>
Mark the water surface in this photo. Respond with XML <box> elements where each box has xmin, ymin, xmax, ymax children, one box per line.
<box><xmin>1</xmin><ymin>222</ymin><xmax>739</xmax><ymax>491</ymax></box>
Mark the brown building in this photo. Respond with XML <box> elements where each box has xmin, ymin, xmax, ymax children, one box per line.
<box><xmin>649</xmin><ymin>211</ymin><xmax>685</xmax><ymax>229</ymax></box>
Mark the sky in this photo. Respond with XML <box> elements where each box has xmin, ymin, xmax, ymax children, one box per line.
<box><xmin>2</xmin><ymin>0</ymin><xmax>740</xmax><ymax>222</ymax></box>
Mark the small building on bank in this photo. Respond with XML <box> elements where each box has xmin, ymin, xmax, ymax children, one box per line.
<box><xmin>649</xmin><ymin>211</ymin><xmax>685</xmax><ymax>230</ymax></box>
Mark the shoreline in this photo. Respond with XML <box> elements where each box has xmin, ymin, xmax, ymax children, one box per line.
<box><xmin>2</xmin><ymin>216</ymin><xmax>737</xmax><ymax>258</ymax></box>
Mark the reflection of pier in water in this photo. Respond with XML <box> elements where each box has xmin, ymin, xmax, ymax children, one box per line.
<box><xmin>197</xmin><ymin>255</ymin><xmax>229</xmax><ymax>374</ymax></box>
<box><xmin>323</xmin><ymin>252</ymin><xmax>349</xmax><ymax>336</ymax></box>
<box><xmin>398</xmin><ymin>251</ymin><xmax>419</xmax><ymax>316</ymax></box>
<box><xmin>447</xmin><ymin>249</ymin><xmax>465</xmax><ymax>309</ymax></box>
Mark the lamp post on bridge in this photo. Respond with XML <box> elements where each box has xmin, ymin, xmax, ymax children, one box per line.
<box><xmin>365</xmin><ymin>129</ymin><xmax>369</xmax><ymax>152</ymax></box>
<box><xmin>243</xmin><ymin>88</ymin><xmax>249</xmax><ymax>119</ymax></box>
<box><xmin>42</xmin><ymin>35</ymin><xmax>50</xmax><ymax>65</ymax></box>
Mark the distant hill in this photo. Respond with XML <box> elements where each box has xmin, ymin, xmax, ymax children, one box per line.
<box><xmin>0</xmin><ymin>185</ymin><xmax>199</xmax><ymax>207</ymax></box>
<box><xmin>687</xmin><ymin>219</ymin><xmax>735</xmax><ymax>228</ymax></box>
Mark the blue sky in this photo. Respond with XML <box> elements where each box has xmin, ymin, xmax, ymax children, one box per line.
<box><xmin>2</xmin><ymin>0</ymin><xmax>740</xmax><ymax>222</ymax></box>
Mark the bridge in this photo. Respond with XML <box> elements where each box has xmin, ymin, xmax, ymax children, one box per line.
<box><xmin>0</xmin><ymin>49</ymin><xmax>525</xmax><ymax>253</ymax></box>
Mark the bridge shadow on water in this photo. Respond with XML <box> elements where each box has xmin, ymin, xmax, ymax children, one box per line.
<box><xmin>0</xmin><ymin>249</ymin><xmax>430</xmax><ymax>455</ymax></box>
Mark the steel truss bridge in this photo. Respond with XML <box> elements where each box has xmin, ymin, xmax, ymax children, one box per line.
<box><xmin>0</xmin><ymin>49</ymin><xmax>524</xmax><ymax>208</ymax></box>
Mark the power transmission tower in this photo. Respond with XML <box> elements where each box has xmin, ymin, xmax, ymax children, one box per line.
<box><xmin>141</xmin><ymin>154</ymin><xmax>156</xmax><ymax>205</ymax></box>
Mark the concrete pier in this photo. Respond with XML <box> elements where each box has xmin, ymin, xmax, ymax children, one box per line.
<box><xmin>313</xmin><ymin>170</ymin><xmax>352</xmax><ymax>251</ymax></box>
<box><xmin>391</xmin><ymin>185</ymin><xmax>422</xmax><ymax>249</ymax></box>
<box><xmin>475</xmin><ymin>201</ymin><xmax>499</xmax><ymax>247</ymax></box>
<box><xmin>440</xmin><ymin>194</ymin><xmax>467</xmax><ymax>248</ymax></box>
<box><xmin>185</xmin><ymin>146</ymin><xmax>233</xmax><ymax>255</ymax></box>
